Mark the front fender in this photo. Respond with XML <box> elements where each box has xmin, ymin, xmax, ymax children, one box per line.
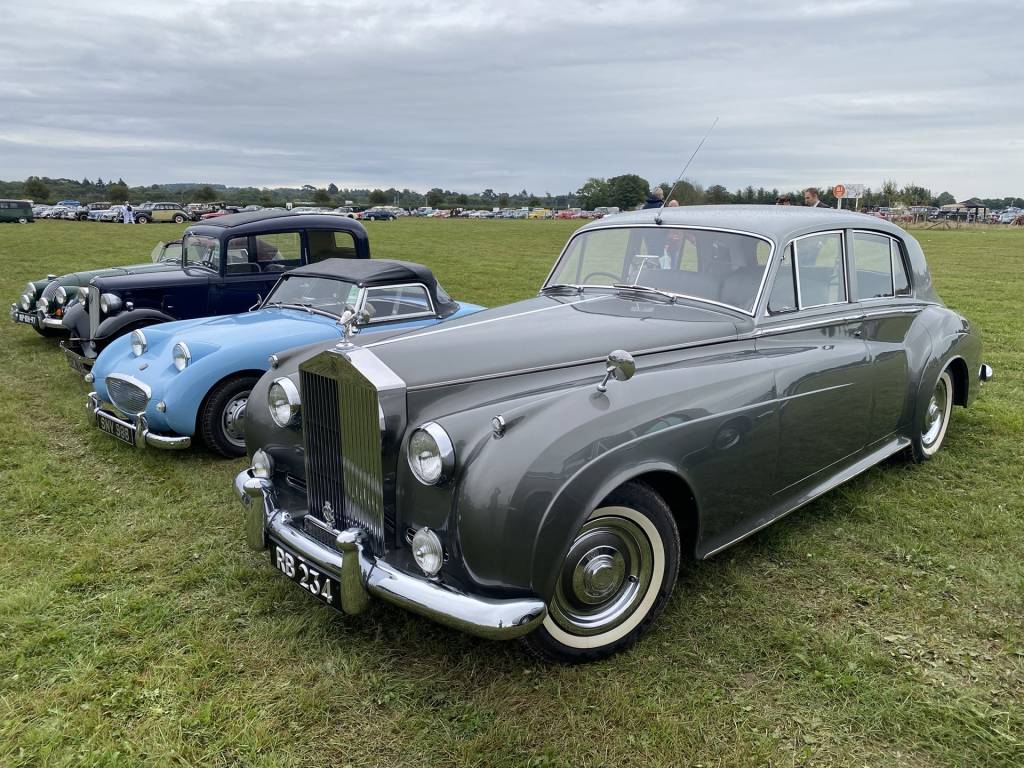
<box><xmin>95</xmin><ymin>308</ymin><xmax>176</xmax><ymax>342</ymax></box>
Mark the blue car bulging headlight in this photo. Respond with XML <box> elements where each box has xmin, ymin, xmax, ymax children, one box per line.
<box><xmin>172</xmin><ymin>341</ymin><xmax>191</xmax><ymax>371</ymax></box>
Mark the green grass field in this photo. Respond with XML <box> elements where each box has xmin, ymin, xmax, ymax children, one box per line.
<box><xmin>1</xmin><ymin>219</ymin><xmax>1021</xmax><ymax>767</ymax></box>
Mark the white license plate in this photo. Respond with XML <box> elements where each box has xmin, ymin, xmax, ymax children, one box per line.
<box><xmin>96</xmin><ymin>411</ymin><xmax>136</xmax><ymax>446</ymax></box>
<box><xmin>272</xmin><ymin>544</ymin><xmax>339</xmax><ymax>607</ymax></box>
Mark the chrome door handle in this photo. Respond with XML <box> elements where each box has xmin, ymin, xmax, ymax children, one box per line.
<box><xmin>853</xmin><ymin>328</ymin><xmax>863</xmax><ymax>338</ymax></box>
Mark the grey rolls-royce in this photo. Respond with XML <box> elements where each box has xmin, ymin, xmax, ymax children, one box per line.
<box><xmin>235</xmin><ymin>206</ymin><xmax>992</xmax><ymax>662</ymax></box>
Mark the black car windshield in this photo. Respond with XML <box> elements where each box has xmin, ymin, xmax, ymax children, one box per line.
<box><xmin>264</xmin><ymin>274</ymin><xmax>360</xmax><ymax>317</ymax></box>
<box><xmin>547</xmin><ymin>227</ymin><xmax>773</xmax><ymax>313</ymax></box>
<box><xmin>182</xmin><ymin>234</ymin><xmax>220</xmax><ymax>271</ymax></box>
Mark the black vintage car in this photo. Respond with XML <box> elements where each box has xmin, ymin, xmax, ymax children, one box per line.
<box><xmin>61</xmin><ymin>211</ymin><xmax>370</xmax><ymax>373</ymax></box>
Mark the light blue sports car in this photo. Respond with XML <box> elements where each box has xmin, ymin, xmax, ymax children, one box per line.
<box><xmin>87</xmin><ymin>259</ymin><xmax>483</xmax><ymax>456</ymax></box>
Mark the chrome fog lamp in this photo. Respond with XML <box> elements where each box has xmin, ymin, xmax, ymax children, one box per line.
<box><xmin>251</xmin><ymin>448</ymin><xmax>274</xmax><ymax>479</ymax></box>
<box><xmin>54</xmin><ymin>286</ymin><xmax>68</xmax><ymax>306</ymax></box>
<box><xmin>99</xmin><ymin>293</ymin><xmax>122</xmax><ymax>314</ymax></box>
<box><xmin>411</xmin><ymin>527</ymin><xmax>444</xmax><ymax>577</ymax></box>
<box><xmin>268</xmin><ymin>377</ymin><xmax>300</xmax><ymax>427</ymax></box>
<box><xmin>172</xmin><ymin>341</ymin><xmax>191</xmax><ymax>371</ymax></box>
<box><xmin>77</xmin><ymin>286</ymin><xmax>89</xmax><ymax>302</ymax></box>
<box><xmin>36</xmin><ymin>296</ymin><xmax>49</xmax><ymax>312</ymax></box>
<box><xmin>407</xmin><ymin>422</ymin><xmax>455</xmax><ymax>485</ymax></box>
<box><xmin>18</xmin><ymin>294</ymin><xmax>31</xmax><ymax>311</ymax></box>
<box><xmin>130</xmin><ymin>329</ymin><xmax>147</xmax><ymax>357</ymax></box>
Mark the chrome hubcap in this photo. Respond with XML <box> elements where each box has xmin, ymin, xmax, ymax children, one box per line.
<box><xmin>922</xmin><ymin>378</ymin><xmax>948</xmax><ymax>448</ymax></box>
<box><xmin>549</xmin><ymin>514</ymin><xmax>653</xmax><ymax>637</ymax></box>
<box><xmin>222</xmin><ymin>394</ymin><xmax>249</xmax><ymax>446</ymax></box>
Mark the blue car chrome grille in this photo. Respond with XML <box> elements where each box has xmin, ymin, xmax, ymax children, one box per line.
<box><xmin>106</xmin><ymin>376</ymin><xmax>149</xmax><ymax>414</ymax></box>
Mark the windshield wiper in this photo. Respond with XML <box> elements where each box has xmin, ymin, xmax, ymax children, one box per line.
<box><xmin>540</xmin><ymin>283</ymin><xmax>583</xmax><ymax>294</ymax></box>
<box><xmin>612</xmin><ymin>283</ymin><xmax>677</xmax><ymax>303</ymax></box>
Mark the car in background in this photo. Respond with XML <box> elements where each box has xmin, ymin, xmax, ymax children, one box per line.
<box><xmin>55</xmin><ymin>199</ymin><xmax>82</xmax><ymax>208</ymax></box>
<box><xmin>99</xmin><ymin>205</ymin><xmax>126</xmax><ymax>222</ymax></box>
<box><xmin>74</xmin><ymin>202</ymin><xmax>113</xmax><ymax>221</ymax></box>
<box><xmin>88</xmin><ymin>259</ymin><xmax>484</xmax><ymax>456</ymax></box>
<box><xmin>10</xmin><ymin>240</ymin><xmax>183</xmax><ymax>336</ymax></box>
<box><xmin>0</xmin><ymin>199</ymin><xmax>33</xmax><ymax>223</ymax></box>
<box><xmin>134</xmin><ymin>202</ymin><xmax>194</xmax><ymax>224</ymax></box>
<box><xmin>362</xmin><ymin>207</ymin><xmax>396</xmax><ymax>221</ymax></box>
<box><xmin>61</xmin><ymin>211</ymin><xmax>371</xmax><ymax>372</ymax></box>
<box><xmin>237</xmin><ymin>205</ymin><xmax>990</xmax><ymax>662</ymax></box>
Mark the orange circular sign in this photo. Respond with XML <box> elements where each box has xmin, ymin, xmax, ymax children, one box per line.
<box><xmin>833</xmin><ymin>184</ymin><xmax>846</xmax><ymax>198</ymax></box>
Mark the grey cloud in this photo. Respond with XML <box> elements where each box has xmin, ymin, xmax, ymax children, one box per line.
<box><xmin>0</xmin><ymin>0</ymin><xmax>1021</xmax><ymax>197</ymax></box>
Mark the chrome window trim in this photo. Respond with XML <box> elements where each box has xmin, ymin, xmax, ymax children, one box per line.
<box><xmin>358</xmin><ymin>282</ymin><xmax>437</xmax><ymax>324</ymax></box>
<box><xmin>792</xmin><ymin>230</ymin><xmax>848</xmax><ymax>310</ymax></box>
<box><xmin>541</xmin><ymin>224</ymin><xmax>776</xmax><ymax>317</ymax></box>
<box><xmin>849</xmin><ymin>230</ymin><xmax>897</xmax><ymax>301</ymax></box>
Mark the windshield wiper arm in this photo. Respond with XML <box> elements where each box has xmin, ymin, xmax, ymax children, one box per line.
<box><xmin>612</xmin><ymin>283</ymin><xmax>676</xmax><ymax>303</ymax></box>
<box><xmin>540</xmin><ymin>283</ymin><xmax>583</xmax><ymax>294</ymax></box>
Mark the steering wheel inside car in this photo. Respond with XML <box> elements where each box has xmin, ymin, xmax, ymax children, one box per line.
<box><xmin>582</xmin><ymin>271</ymin><xmax>622</xmax><ymax>284</ymax></box>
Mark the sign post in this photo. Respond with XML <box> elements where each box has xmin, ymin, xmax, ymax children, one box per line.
<box><xmin>833</xmin><ymin>183</ymin><xmax>865</xmax><ymax>210</ymax></box>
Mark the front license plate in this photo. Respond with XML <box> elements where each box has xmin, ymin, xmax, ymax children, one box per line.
<box><xmin>64</xmin><ymin>348</ymin><xmax>92</xmax><ymax>375</ymax></box>
<box><xmin>96</xmin><ymin>410</ymin><xmax>136</xmax><ymax>446</ymax></box>
<box><xmin>12</xmin><ymin>310</ymin><xmax>37</xmax><ymax>326</ymax></box>
<box><xmin>272</xmin><ymin>543</ymin><xmax>340</xmax><ymax>608</ymax></box>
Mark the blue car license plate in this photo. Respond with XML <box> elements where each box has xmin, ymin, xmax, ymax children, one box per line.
<box><xmin>96</xmin><ymin>410</ymin><xmax>136</xmax><ymax>446</ymax></box>
<box><xmin>271</xmin><ymin>542</ymin><xmax>339</xmax><ymax>608</ymax></box>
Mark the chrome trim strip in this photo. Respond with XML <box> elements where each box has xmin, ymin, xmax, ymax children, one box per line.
<box><xmin>792</xmin><ymin>230</ymin><xmax>848</xmax><ymax>310</ymax></box>
<box><xmin>358</xmin><ymin>281</ymin><xmax>437</xmax><ymax>324</ymax></box>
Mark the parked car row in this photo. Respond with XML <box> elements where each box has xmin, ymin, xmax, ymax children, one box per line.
<box><xmin>10</xmin><ymin>206</ymin><xmax>992</xmax><ymax>662</ymax></box>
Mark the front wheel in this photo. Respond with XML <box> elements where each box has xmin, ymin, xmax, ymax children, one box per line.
<box><xmin>173</xmin><ymin>214</ymin><xmax>185</xmax><ymax>223</ymax></box>
<box><xmin>199</xmin><ymin>375</ymin><xmax>258</xmax><ymax>458</ymax></box>
<box><xmin>524</xmin><ymin>481</ymin><xmax>680</xmax><ymax>663</ymax></box>
<box><xmin>136</xmin><ymin>215</ymin><xmax>149</xmax><ymax>224</ymax></box>
<box><xmin>907</xmin><ymin>369</ymin><xmax>954</xmax><ymax>463</ymax></box>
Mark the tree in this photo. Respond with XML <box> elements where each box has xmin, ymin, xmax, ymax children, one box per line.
<box><xmin>312</xmin><ymin>188</ymin><xmax>331</xmax><ymax>205</ymax></box>
<box><xmin>498</xmin><ymin>192</ymin><xmax>510</xmax><ymax>207</ymax></box>
<box><xmin>195</xmin><ymin>185</ymin><xmax>217</xmax><ymax>202</ymax></box>
<box><xmin>107</xmin><ymin>180</ymin><xmax>129</xmax><ymax>201</ymax></box>
<box><xmin>426</xmin><ymin>188</ymin><xmax>445</xmax><ymax>208</ymax></box>
<box><xmin>899</xmin><ymin>184</ymin><xmax>932</xmax><ymax>206</ymax></box>
<box><xmin>368</xmin><ymin>189</ymin><xmax>388</xmax><ymax>205</ymax></box>
<box><xmin>24</xmin><ymin>176</ymin><xmax>49</xmax><ymax>202</ymax></box>
<box><xmin>455</xmin><ymin>193</ymin><xmax>469</xmax><ymax>205</ymax></box>
<box><xmin>606</xmin><ymin>174</ymin><xmax>649</xmax><ymax>210</ymax></box>
<box><xmin>327</xmin><ymin>183</ymin><xmax>339</xmax><ymax>195</ymax></box>
<box><xmin>705</xmin><ymin>184</ymin><xmax>730</xmax><ymax>204</ymax></box>
<box><xmin>576</xmin><ymin>177</ymin><xmax>610</xmax><ymax>209</ymax></box>
<box><xmin>934</xmin><ymin>191</ymin><xmax>955</xmax><ymax>207</ymax></box>
<box><xmin>880</xmin><ymin>179</ymin><xmax>898</xmax><ymax>206</ymax></box>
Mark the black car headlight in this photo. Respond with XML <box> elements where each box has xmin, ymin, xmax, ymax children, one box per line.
<box><xmin>54</xmin><ymin>286</ymin><xmax>68</xmax><ymax>306</ymax></box>
<box><xmin>407</xmin><ymin>422</ymin><xmax>455</xmax><ymax>485</ymax></box>
<box><xmin>99</xmin><ymin>293</ymin><xmax>122</xmax><ymax>314</ymax></box>
<box><xmin>19</xmin><ymin>294</ymin><xmax>32</xmax><ymax>311</ymax></box>
<box><xmin>268</xmin><ymin>377</ymin><xmax>300</xmax><ymax>427</ymax></box>
<box><xmin>36</xmin><ymin>296</ymin><xmax>49</xmax><ymax>312</ymax></box>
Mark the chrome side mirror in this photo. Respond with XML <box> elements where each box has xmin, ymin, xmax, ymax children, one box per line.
<box><xmin>596</xmin><ymin>349</ymin><xmax>636</xmax><ymax>392</ymax></box>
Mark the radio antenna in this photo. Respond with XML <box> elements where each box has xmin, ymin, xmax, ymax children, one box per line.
<box><xmin>654</xmin><ymin>116</ymin><xmax>719</xmax><ymax>224</ymax></box>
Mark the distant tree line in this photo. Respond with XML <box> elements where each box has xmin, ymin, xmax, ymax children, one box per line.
<box><xmin>2</xmin><ymin>175</ymin><xmax>1021</xmax><ymax>212</ymax></box>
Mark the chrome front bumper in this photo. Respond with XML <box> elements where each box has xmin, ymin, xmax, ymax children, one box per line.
<box><xmin>87</xmin><ymin>392</ymin><xmax>192</xmax><ymax>450</ymax></box>
<box><xmin>41</xmin><ymin>315</ymin><xmax>66</xmax><ymax>329</ymax></box>
<box><xmin>235</xmin><ymin>468</ymin><xmax>547</xmax><ymax>640</ymax></box>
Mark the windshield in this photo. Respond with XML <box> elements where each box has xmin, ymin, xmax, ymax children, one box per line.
<box><xmin>547</xmin><ymin>226</ymin><xmax>773</xmax><ymax>313</ymax></box>
<box><xmin>264</xmin><ymin>274</ymin><xmax>360</xmax><ymax>317</ymax></box>
<box><xmin>181</xmin><ymin>234</ymin><xmax>220</xmax><ymax>271</ymax></box>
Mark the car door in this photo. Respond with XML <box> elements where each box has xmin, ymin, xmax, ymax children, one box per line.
<box><xmin>849</xmin><ymin>230</ymin><xmax>919</xmax><ymax>443</ymax></box>
<box><xmin>210</xmin><ymin>231</ymin><xmax>305</xmax><ymax>314</ymax></box>
<box><xmin>755</xmin><ymin>232</ymin><xmax>873</xmax><ymax>495</ymax></box>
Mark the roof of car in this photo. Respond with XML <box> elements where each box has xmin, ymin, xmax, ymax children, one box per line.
<box><xmin>581</xmin><ymin>204</ymin><xmax>911</xmax><ymax>243</ymax></box>
<box><xmin>184</xmin><ymin>210</ymin><xmax>369</xmax><ymax>238</ymax></box>
<box><xmin>290</xmin><ymin>258</ymin><xmax>436</xmax><ymax>287</ymax></box>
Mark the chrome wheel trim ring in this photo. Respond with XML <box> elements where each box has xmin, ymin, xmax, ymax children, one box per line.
<box><xmin>221</xmin><ymin>393</ymin><xmax>249</xmax><ymax>447</ymax></box>
<box><xmin>543</xmin><ymin>506</ymin><xmax>665</xmax><ymax>649</ymax></box>
<box><xmin>921</xmin><ymin>371</ymin><xmax>952</xmax><ymax>456</ymax></box>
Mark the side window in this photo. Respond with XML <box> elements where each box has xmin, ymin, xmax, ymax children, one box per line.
<box><xmin>795</xmin><ymin>232</ymin><xmax>846</xmax><ymax>307</ymax></box>
<box><xmin>307</xmin><ymin>230</ymin><xmax>357</xmax><ymax>262</ymax></box>
<box><xmin>224</xmin><ymin>236</ymin><xmax>250</xmax><ymax>273</ymax></box>
<box><xmin>851</xmin><ymin>232</ymin><xmax>894</xmax><ymax>300</ymax></box>
<box><xmin>364</xmin><ymin>285</ymin><xmax>433</xmax><ymax>321</ymax></box>
<box><xmin>163</xmin><ymin>242</ymin><xmax>182</xmax><ymax>263</ymax></box>
<box><xmin>892</xmin><ymin>240</ymin><xmax>912</xmax><ymax>296</ymax></box>
<box><xmin>767</xmin><ymin>244</ymin><xmax>797</xmax><ymax>314</ymax></box>
<box><xmin>252</xmin><ymin>231</ymin><xmax>303</xmax><ymax>272</ymax></box>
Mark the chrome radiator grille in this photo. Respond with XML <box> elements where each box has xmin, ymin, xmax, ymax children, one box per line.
<box><xmin>88</xmin><ymin>285</ymin><xmax>100</xmax><ymax>337</ymax></box>
<box><xmin>301</xmin><ymin>362</ymin><xmax>389</xmax><ymax>553</ymax></box>
<box><xmin>106</xmin><ymin>376</ymin><xmax>149</xmax><ymax>414</ymax></box>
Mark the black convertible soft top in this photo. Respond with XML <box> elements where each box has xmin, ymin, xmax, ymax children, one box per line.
<box><xmin>286</xmin><ymin>258</ymin><xmax>458</xmax><ymax>316</ymax></box>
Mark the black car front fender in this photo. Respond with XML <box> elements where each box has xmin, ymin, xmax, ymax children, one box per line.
<box><xmin>95</xmin><ymin>308</ymin><xmax>177</xmax><ymax>342</ymax></box>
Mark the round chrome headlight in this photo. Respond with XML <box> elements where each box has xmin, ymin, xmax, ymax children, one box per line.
<box><xmin>77</xmin><ymin>286</ymin><xmax>89</xmax><ymax>302</ymax></box>
<box><xmin>19</xmin><ymin>293</ymin><xmax>31</xmax><ymax>311</ymax></box>
<box><xmin>407</xmin><ymin>422</ymin><xmax>455</xmax><ymax>485</ymax></box>
<box><xmin>99</xmin><ymin>293</ymin><xmax>122</xmax><ymax>314</ymax></box>
<box><xmin>251</xmin><ymin>448</ymin><xmax>274</xmax><ymax>479</ymax></box>
<box><xmin>36</xmin><ymin>296</ymin><xmax>49</xmax><ymax>312</ymax></box>
<box><xmin>268</xmin><ymin>377</ymin><xmax>300</xmax><ymax>427</ymax></box>
<box><xmin>172</xmin><ymin>341</ymin><xmax>191</xmax><ymax>371</ymax></box>
<box><xmin>24</xmin><ymin>282</ymin><xmax>34</xmax><ymax>297</ymax></box>
<box><xmin>411</xmin><ymin>527</ymin><xmax>444</xmax><ymax>576</ymax></box>
<box><xmin>54</xmin><ymin>286</ymin><xmax>68</xmax><ymax>306</ymax></box>
<box><xmin>130</xmin><ymin>329</ymin><xmax>147</xmax><ymax>356</ymax></box>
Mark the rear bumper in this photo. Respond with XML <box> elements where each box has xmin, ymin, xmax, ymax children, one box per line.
<box><xmin>87</xmin><ymin>392</ymin><xmax>191</xmax><ymax>450</ymax></box>
<box><xmin>235</xmin><ymin>468</ymin><xmax>546</xmax><ymax>640</ymax></box>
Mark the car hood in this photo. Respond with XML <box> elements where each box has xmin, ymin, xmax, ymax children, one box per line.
<box><xmin>60</xmin><ymin>260</ymin><xmax>180</xmax><ymax>286</ymax></box>
<box><xmin>135</xmin><ymin>307</ymin><xmax>341</xmax><ymax>353</ymax></box>
<box><xmin>89</xmin><ymin>266</ymin><xmax>208</xmax><ymax>292</ymax></box>
<box><xmin>363</xmin><ymin>293</ymin><xmax>749</xmax><ymax>390</ymax></box>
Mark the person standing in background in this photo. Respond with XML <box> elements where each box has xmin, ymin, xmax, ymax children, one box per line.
<box><xmin>642</xmin><ymin>186</ymin><xmax>665</xmax><ymax>209</ymax></box>
<box><xmin>803</xmin><ymin>188</ymin><xmax>828</xmax><ymax>208</ymax></box>
<box><xmin>122</xmin><ymin>201</ymin><xmax>135</xmax><ymax>224</ymax></box>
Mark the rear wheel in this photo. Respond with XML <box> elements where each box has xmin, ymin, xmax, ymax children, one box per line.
<box><xmin>908</xmin><ymin>369</ymin><xmax>954</xmax><ymax>463</ymax></box>
<box><xmin>524</xmin><ymin>481</ymin><xmax>680</xmax><ymax>663</ymax></box>
<box><xmin>199</xmin><ymin>375</ymin><xmax>258</xmax><ymax>458</ymax></box>
<box><xmin>173</xmin><ymin>214</ymin><xmax>185</xmax><ymax>223</ymax></box>
<box><xmin>136</xmin><ymin>215</ymin><xmax>150</xmax><ymax>224</ymax></box>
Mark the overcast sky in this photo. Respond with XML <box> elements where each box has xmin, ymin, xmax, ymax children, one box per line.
<box><xmin>1</xmin><ymin>1</ymin><xmax>1021</xmax><ymax>197</ymax></box>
